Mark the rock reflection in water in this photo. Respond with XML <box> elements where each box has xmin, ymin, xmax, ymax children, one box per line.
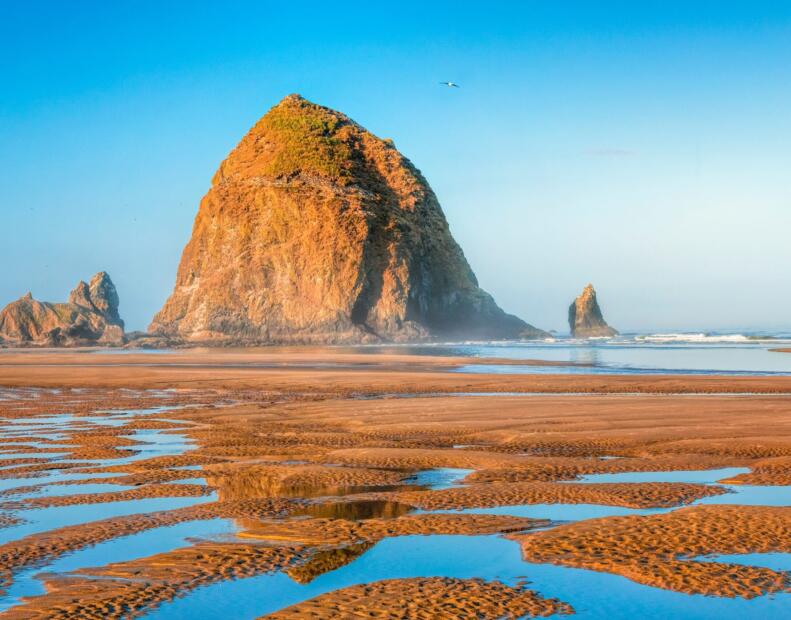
<box><xmin>291</xmin><ymin>500</ymin><xmax>413</xmax><ymax>521</ymax></box>
<box><xmin>226</xmin><ymin>482</ymin><xmax>410</xmax><ymax>500</ymax></box>
<box><xmin>286</xmin><ymin>543</ymin><xmax>375</xmax><ymax>584</ymax></box>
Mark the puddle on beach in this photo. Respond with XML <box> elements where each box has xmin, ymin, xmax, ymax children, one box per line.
<box><xmin>0</xmin><ymin>471</ymin><xmax>120</xmax><ymax>493</ymax></box>
<box><xmin>695</xmin><ymin>552</ymin><xmax>791</xmax><ymax>572</ymax></box>
<box><xmin>1</xmin><ymin>397</ymin><xmax>789</xmax><ymax>619</ymax></box>
<box><xmin>434</xmin><ymin>502</ymin><xmax>662</xmax><ymax>521</ymax></box>
<box><xmin>144</xmin><ymin>534</ymin><xmax>791</xmax><ymax>620</ymax></box>
<box><xmin>574</xmin><ymin>467</ymin><xmax>750</xmax><ymax>484</ymax></box>
<box><xmin>0</xmin><ymin>451</ymin><xmax>70</xmax><ymax>460</ymax></box>
<box><xmin>145</xmin><ymin>463</ymin><xmax>791</xmax><ymax>618</ymax></box>
<box><xmin>0</xmin><ymin>494</ymin><xmax>218</xmax><ymax>545</ymax></box>
<box><xmin>0</xmin><ymin>404</ymin><xmax>207</xmax><ymax>547</ymax></box>
<box><xmin>442</xmin><ymin>467</ymin><xmax>791</xmax><ymax>522</ymax></box>
<box><xmin>696</xmin><ymin>485</ymin><xmax>791</xmax><ymax>507</ymax></box>
<box><xmin>407</xmin><ymin>467</ymin><xmax>472</xmax><ymax>490</ymax></box>
<box><xmin>574</xmin><ymin>467</ymin><xmax>791</xmax><ymax>507</ymax></box>
<box><xmin>0</xmin><ymin>481</ymin><xmax>135</xmax><ymax>498</ymax></box>
<box><xmin>0</xmin><ymin>518</ymin><xmax>238</xmax><ymax>612</ymax></box>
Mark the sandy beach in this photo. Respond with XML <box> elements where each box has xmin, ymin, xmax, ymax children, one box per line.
<box><xmin>0</xmin><ymin>349</ymin><xmax>789</xmax><ymax>618</ymax></box>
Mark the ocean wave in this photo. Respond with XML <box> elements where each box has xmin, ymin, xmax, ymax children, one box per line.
<box><xmin>635</xmin><ymin>333</ymin><xmax>755</xmax><ymax>344</ymax></box>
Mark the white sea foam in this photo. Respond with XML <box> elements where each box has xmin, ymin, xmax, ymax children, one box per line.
<box><xmin>635</xmin><ymin>333</ymin><xmax>755</xmax><ymax>344</ymax></box>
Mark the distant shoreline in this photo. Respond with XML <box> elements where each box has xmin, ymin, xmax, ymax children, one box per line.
<box><xmin>3</xmin><ymin>349</ymin><xmax>791</xmax><ymax>394</ymax></box>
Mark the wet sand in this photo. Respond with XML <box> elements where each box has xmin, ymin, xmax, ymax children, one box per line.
<box><xmin>0</xmin><ymin>350</ymin><xmax>789</xmax><ymax>618</ymax></box>
<box><xmin>0</xmin><ymin>348</ymin><xmax>581</xmax><ymax>370</ymax></box>
<box><xmin>0</xmin><ymin>500</ymin><xmax>296</xmax><ymax>593</ymax></box>
<box><xmin>719</xmin><ymin>457</ymin><xmax>791</xmax><ymax>485</ymax></box>
<box><xmin>513</xmin><ymin>505</ymin><xmax>791</xmax><ymax>597</ymax></box>
<box><xmin>0</xmin><ymin>483</ymin><xmax>212</xmax><ymax>510</ymax></box>
<box><xmin>266</xmin><ymin>577</ymin><xmax>573</xmax><ymax>619</ymax></box>
<box><xmin>5</xmin><ymin>542</ymin><xmax>305</xmax><ymax>619</ymax></box>
<box><xmin>3</xmin><ymin>349</ymin><xmax>791</xmax><ymax>393</ymax></box>
<box><xmin>365</xmin><ymin>481</ymin><xmax>728</xmax><ymax>511</ymax></box>
<box><xmin>238</xmin><ymin>513</ymin><xmax>547</xmax><ymax>545</ymax></box>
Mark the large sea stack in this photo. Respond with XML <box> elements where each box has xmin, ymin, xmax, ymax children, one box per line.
<box><xmin>568</xmin><ymin>284</ymin><xmax>618</xmax><ymax>338</ymax></box>
<box><xmin>150</xmin><ymin>95</ymin><xmax>546</xmax><ymax>344</ymax></box>
<box><xmin>0</xmin><ymin>272</ymin><xmax>125</xmax><ymax>346</ymax></box>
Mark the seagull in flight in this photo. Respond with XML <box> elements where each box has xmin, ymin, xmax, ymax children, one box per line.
<box><xmin>439</xmin><ymin>81</ymin><xmax>460</xmax><ymax>88</ymax></box>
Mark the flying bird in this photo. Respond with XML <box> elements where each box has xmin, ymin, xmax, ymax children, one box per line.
<box><xmin>439</xmin><ymin>81</ymin><xmax>460</xmax><ymax>88</ymax></box>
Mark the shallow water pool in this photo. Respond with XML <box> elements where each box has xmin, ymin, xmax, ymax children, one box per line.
<box><xmin>407</xmin><ymin>467</ymin><xmax>472</xmax><ymax>490</ymax></box>
<box><xmin>143</xmin><ymin>534</ymin><xmax>791</xmax><ymax>620</ymax></box>
<box><xmin>0</xmin><ymin>518</ymin><xmax>238</xmax><ymax>612</ymax></box>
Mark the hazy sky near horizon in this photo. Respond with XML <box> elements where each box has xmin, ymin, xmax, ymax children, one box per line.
<box><xmin>2</xmin><ymin>2</ymin><xmax>790</xmax><ymax>333</ymax></box>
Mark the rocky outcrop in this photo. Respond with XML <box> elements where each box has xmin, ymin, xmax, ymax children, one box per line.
<box><xmin>0</xmin><ymin>272</ymin><xmax>125</xmax><ymax>346</ymax></box>
<box><xmin>568</xmin><ymin>284</ymin><xmax>618</xmax><ymax>338</ymax></box>
<box><xmin>150</xmin><ymin>94</ymin><xmax>546</xmax><ymax>344</ymax></box>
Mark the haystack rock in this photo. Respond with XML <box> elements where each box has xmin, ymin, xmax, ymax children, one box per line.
<box><xmin>150</xmin><ymin>94</ymin><xmax>546</xmax><ymax>344</ymax></box>
<box><xmin>0</xmin><ymin>272</ymin><xmax>125</xmax><ymax>346</ymax></box>
<box><xmin>568</xmin><ymin>284</ymin><xmax>618</xmax><ymax>338</ymax></box>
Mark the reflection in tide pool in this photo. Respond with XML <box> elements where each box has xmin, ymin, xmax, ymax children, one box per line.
<box><xmin>291</xmin><ymin>499</ymin><xmax>412</xmax><ymax>521</ymax></box>
<box><xmin>2</xmin><ymin>397</ymin><xmax>789</xmax><ymax>618</ymax></box>
<box><xmin>144</xmin><ymin>535</ymin><xmax>791</xmax><ymax>620</ymax></box>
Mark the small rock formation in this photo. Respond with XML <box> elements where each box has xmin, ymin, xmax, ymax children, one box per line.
<box><xmin>0</xmin><ymin>272</ymin><xmax>125</xmax><ymax>346</ymax></box>
<box><xmin>568</xmin><ymin>284</ymin><xmax>618</xmax><ymax>338</ymax></box>
<box><xmin>150</xmin><ymin>94</ymin><xmax>546</xmax><ymax>344</ymax></box>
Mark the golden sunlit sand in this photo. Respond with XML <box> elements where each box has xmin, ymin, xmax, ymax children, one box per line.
<box><xmin>0</xmin><ymin>350</ymin><xmax>790</xmax><ymax>617</ymax></box>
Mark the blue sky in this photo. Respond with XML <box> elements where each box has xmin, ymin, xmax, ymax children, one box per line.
<box><xmin>2</xmin><ymin>2</ymin><xmax>790</xmax><ymax>333</ymax></box>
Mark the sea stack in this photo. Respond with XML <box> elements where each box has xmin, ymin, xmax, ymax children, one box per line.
<box><xmin>150</xmin><ymin>94</ymin><xmax>546</xmax><ymax>344</ymax></box>
<box><xmin>568</xmin><ymin>284</ymin><xmax>618</xmax><ymax>338</ymax></box>
<box><xmin>0</xmin><ymin>272</ymin><xmax>125</xmax><ymax>346</ymax></box>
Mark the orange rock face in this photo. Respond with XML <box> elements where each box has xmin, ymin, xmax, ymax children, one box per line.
<box><xmin>150</xmin><ymin>94</ymin><xmax>544</xmax><ymax>344</ymax></box>
<box><xmin>568</xmin><ymin>283</ymin><xmax>618</xmax><ymax>338</ymax></box>
<box><xmin>0</xmin><ymin>272</ymin><xmax>124</xmax><ymax>347</ymax></box>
